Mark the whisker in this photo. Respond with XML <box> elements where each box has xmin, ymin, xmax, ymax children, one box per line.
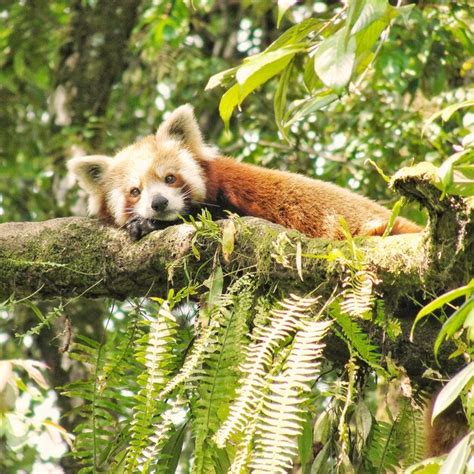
<box><xmin>191</xmin><ymin>200</ymin><xmax>221</xmax><ymax>208</ymax></box>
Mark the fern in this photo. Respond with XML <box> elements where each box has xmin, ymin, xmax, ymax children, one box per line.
<box><xmin>159</xmin><ymin>325</ymin><xmax>214</xmax><ymax>400</ymax></box>
<box><xmin>366</xmin><ymin>419</ymin><xmax>402</xmax><ymax>473</ymax></box>
<box><xmin>214</xmin><ymin>294</ymin><xmax>320</xmax><ymax>447</ymax></box>
<box><xmin>341</xmin><ymin>269</ymin><xmax>379</xmax><ymax>319</ymax></box>
<box><xmin>399</xmin><ymin>397</ymin><xmax>426</xmax><ymax>468</ymax></box>
<box><xmin>65</xmin><ymin>309</ymin><xmax>141</xmax><ymax>473</ymax></box>
<box><xmin>192</xmin><ymin>279</ymin><xmax>254</xmax><ymax>474</ymax></box>
<box><xmin>331</xmin><ymin>303</ymin><xmax>385</xmax><ymax>374</ymax></box>
<box><xmin>140</xmin><ymin>397</ymin><xmax>187</xmax><ymax>473</ymax></box>
<box><xmin>124</xmin><ymin>301</ymin><xmax>178</xmax><ymax>473</ymax></box>
<box><xmin>250</xmin><ymin>319</ymin><xmax>331</xmax><ymax>473</ymax></box>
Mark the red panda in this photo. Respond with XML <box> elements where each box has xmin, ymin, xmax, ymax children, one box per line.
<box><xmin>68</xmin><ymin>105</ymin><xmax>421</xmax><ymax>240</ymax></box>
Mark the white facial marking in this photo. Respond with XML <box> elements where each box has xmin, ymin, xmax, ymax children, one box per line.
<box><xmin>107</xmin><ymin>188</ymin><xmax>127</xmax><ymax>225</ymax></box>
<box><xmin>177</xmin><ymin>149</ymin><xmax>206</xmax><ymax>199</ymax></box>
<box><xmin>135</xmin><ymin>182</ymin><xmax>185</xmax><ymax>221</ymax></box>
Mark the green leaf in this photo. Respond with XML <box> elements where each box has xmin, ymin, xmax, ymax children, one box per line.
<box><xmin>423</xmin><ymin>100</ymin><xmax>474</xmax><ymax>132</ymax></box>
<box><xmin>205</xmin><ymin>66</ymin><xmax>239</xmax><ymax>90</ymax></box>
<box><xmin>344</xmin><ymin>0</ymin><xmax>365</xmax><ymax>43</ymax></box>
<box><xmin>439</xmin><ymin>432</ymin><xmax>473</xmax><ymax>474</ymax></box>
<box><xmin>284</xmin><ymin>90</ymin><xmax>338</xmax><ymax>127</ymax></box>
<box><xmin>314</xmin><ymin>29</ymin><xmax>356</xmax><ymax>90</ymax></box>
<box><xmin>219</xmin><ymin>84</ymin><xmax>241</xmax><ymax>129</ymax></box>
<box><xmin>410</xmin><ymin>279</ymin><xmax>474</xmax><ymax>340</ymax></box>
<box><xmin>219</xmin><ymin>48</ymin><xmax>300</xmax><ymax>127</ymax></box>
<box><xmin>383</xmin><ymin>197</ymin><xmax>405</xmax><ymax>237</ymax></box>
<box><xmin>267</xmin><ymin>18</ymin><xmax>323</xmax><ymax>53</ymax></box>
<box><xmin>277</xmin><ymin>0</ymin><xmax>297</xmax><ymax>28</ymax></box>
<box><xmin>350</xmin><ymin>0</ymin><xmax>389</xmax><ymax>36</ymax></box>
<box><xmin>311</xmin><ymin>442</ymin><xmax>332</xmax><ymax>473</ymax></box>
<box><xmin>235</xmin><ymin>47</ymin><xmax>302</xmax><ymax>86</ymax></box>
<box><xmin>434</xmin><ymin>299</ymin><xmax>474</xmax><ymax>359</ymax></box>
<box><xmin>353</xmin><ymin>401</ymin><xmax>372</xmax><ymax>445</ymax></box>
<box><xmin>221</xmin><ymin>219</ymin><xmax>235</xmax><ymax>263</ymax></box>
<box><xmin>274</xmin><ymin>59</ymin><xmax>293</xmax><ymax>142</ymax></box>
<box><xmin>299</xmin><ymin>413</ymin><xmax>314</xmax><ymax>467</ymax></box>
<box><xmin>432</xmin><ymin>362</ymin><xmax>474</xmax><ymax>422</ymax></box>
<box><xmin>206</xmin><ymin>265</ymin><xmax>223</xmax><ymax>308</ymax></box>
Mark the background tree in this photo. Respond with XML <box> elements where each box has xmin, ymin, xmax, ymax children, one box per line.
<box><xmin>0</xmin><ymin>1</ymin><xmax>473</xmax><ymax>473</ymax></box>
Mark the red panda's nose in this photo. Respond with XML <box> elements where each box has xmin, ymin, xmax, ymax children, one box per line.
<box><xmin>151</xmin><ymin>195</ymin><xmax>169</xmax><ymax>212</ymax></box>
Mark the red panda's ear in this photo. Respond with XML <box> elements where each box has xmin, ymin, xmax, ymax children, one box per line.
<box><xmin>67</xmin><ymin>155</ymin><xmax>113</xmax><ymax>192</ymax></box>
<box><xmin>156</xmin><ymin>104</ymin><xmax>208</xmax><ymax>156</ymax></box>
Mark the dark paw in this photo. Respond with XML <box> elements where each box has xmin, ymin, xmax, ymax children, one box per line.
<box><xmin>126</xmin><ymin>218</ymin><xmax>162</xmax><ymax>241</ymax></box>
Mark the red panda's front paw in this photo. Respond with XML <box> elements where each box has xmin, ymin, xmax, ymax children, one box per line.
<box><xmin>126</xmin><ymin>217</ymin><xmax>161</xmax><ymax>241</ymax></box>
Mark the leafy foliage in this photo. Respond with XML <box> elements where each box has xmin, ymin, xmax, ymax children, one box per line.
<box><xmin>1</xmin><ymin>0</ymin><xmax>474</xmax><ymax>472</ymax></box>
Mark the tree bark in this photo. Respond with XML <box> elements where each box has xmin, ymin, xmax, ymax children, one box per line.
<box><xmin>52</xmin><ymin>0</ymin><xmax>142</xmax><ymax>143</ymax></box>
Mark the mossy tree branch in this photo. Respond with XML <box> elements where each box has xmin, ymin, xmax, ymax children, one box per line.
<box><xmin>1</xmin><ymin>165</ymin><xmax>472</xmax><ymax>376</ymax></box>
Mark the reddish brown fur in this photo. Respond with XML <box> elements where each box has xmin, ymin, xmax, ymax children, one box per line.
<box><xmin>200</xmin><ymin>157</ymin><xmax>421</xmax><ymax>238</ymax></box>
<box><xmin>97</xmin><ymin>195</ymin><xmax>114</xmax><ymax>224</ymax></box>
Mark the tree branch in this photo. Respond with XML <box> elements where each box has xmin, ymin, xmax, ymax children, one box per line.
<box><xmin>1</xmin><ymin>165</ymin><xmax>472</xmax><ymax>377</ymax></box>
<box><xmin>0</xmin><ymin>215</ymin><xmax>425</xmax><ymax>301</ymax></box>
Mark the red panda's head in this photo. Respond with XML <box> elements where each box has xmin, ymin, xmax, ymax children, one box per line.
<box><xmin>68</xmin><ymin>105</ymin><xmax>217</xmax><ymax>226</ymax></box>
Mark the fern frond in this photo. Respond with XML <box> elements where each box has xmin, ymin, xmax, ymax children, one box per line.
<box><xmin>250</xmin><ymin>319</ymin><xmax>331</xmax><ymax>474</ymax></box>
<box><xmin>332</xmin><ymin>304</ymin><xmax>384</xmax><ymax>373</ymax></box>
<box><xmin>214</xmin><ymin>294</ymin><xmax>319</xmax><ymax>447</ymax></box>
<box><xmin>124</xmin><ymin>301</ymin><xmax>178</xmax><ymax>473</ymax></box>
<box><xmin>399</xmin><ymin>398</ymin><xmax>426</xmax><ymax>467</ymax></box>
<box><xmin>341</xmin><ymin>270</ymin><xmax>379</xmax><ymax>318</ymax></box>
<box><xmin>367</xmin><ymin>419</ymin><xmax>402</xmax><ymax>473</ymax></box>
<box><xmin>159</xmin><ymin>324</ymin><xmax>214</xmax><ymax>399</ymax></box>
<box><xmin>66</xmin><ymin>310</ymin><xmax>142</xmax><ymax>473</ymax></box>
<box><xmin>192</xmin><ymin>280</ymin><xmax>254</xmax><ymax>474</ymax></box>
<box><xmin>228</xmin><ymin>415</ymin><xmax>259</xmax><ymax>474</ymax></box>
<box><xmin>337</xmin><ymin>356</ymin><xmax>358</xmax><ymax>469</ymax></box>
<box><xmin>140</xmin><ymin>397</ymin><xmax>186</xmax><ymax>474</ymax></box>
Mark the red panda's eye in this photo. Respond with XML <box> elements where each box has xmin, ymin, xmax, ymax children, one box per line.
<box><xmin>165</xmin><ymin>174</ymin><xmax>176</xmax><ymax>184</ymax></box>
<box><xmin>130</xmin><ymin>187</ymin><xmax>141</xmax><ymax>197</ymax></box>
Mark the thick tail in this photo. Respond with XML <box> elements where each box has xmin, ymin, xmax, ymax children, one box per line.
<box><xmin>362</xmin><ymin>217</ymin><xmax>423</xmax><ymax>237</ymax></box>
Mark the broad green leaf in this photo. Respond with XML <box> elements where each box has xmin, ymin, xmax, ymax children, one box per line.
<box><xmin>314</xmin><ymin>29</ymin><xmax>356</xmax><ymax>90</ymax></box>
<box><xmin>235</xmin><ymin>46</ymin><xmax>302</xmax><ymax>86</ymax></box>
<box><xmin>410</xmin><ymin>279</ymin><xmax>474</xmax><ymax>340</ymax></box>
<box><xmin>353</xmin><ymin>401</ymin><xmax>372</xmax><ymax>445</ymax></box>
<box><xmin>350</xmin><ymin>0</ymin><xmax>389</xmax><ymax>35</ymax></box>
<box><xmin>404</xmin><ymin>458</ymin><xmax>443</xmax><ymax>474</ymax></box>
<box><xmin>310</xmin><ymin>442</ymin><xmax>332</xmax><ymax>473</ymax></box>
<box><xmin>345</xmin><ymin>0</ymin><xmax>365</xmax><ymax>43</ymax></box>
<box><xmin>274</xmin><ymin>59</ymin><xmax>293</xmax><ymax>142</ymax></box>
<box><xmin>220</xmin><ymin>50</ymin><xmax>298</xmax><ymax>127</ymax></box>
<box><xmin>298</xmin><ymin>413</ymin><xmax>313</xmax><ymax>467</ymax></box>
<box><xmin>439</xmin><ymin>432</ymin><xmax>472</xmax><ymax>474</ymax></box>
<box><xmin>267</xmin><ymin>18</ymin><xmax>323</xmax><ymax>53</ymax></box>
<box><xmin>313</xmin><ymin>410</ymin><xmax>331</xmax><ymax>444</ymax></box>
<box><xmin>432</xmin><ymin>363</ymin><xmax>474</xmax><ymax>422</ymax></box>
<box><xmin>205</xmin><ymin>66</ymin><xmax>238</xmax><ymax>90</ymax></box>
<box><xmin>424</xmin><ymin>100</ymin><xmax>474</xmax><ymax>133</ymax></box>
<box><xmin>434</xmin><ymin>299</ymin><xmax>474</xmax><ymax>358</ymax></box>
<box><xmin>383</xmin><ymin>197</ymin><xmax>405</xmax><ymax>237</ymax></box>
<box><xmin>219</xmin><ymin>84</ymin><xmax>241</xmax><ymax>128</ymax></box>
<box><xmin>284</xmin><ymin>90</ymin><xmax>338</xmax><ymax>127</ymax></box>
<box><xmin>303</xmin><ymin>55</ymin><xmax>323</xmax><ymax>92</ymax></box>
<box><xmin>221</xmin><ymin>219</ymin><xmax>235</xmax><ymax>263</ymax></box>
<box><xmin>437</xmin><ymin>155</ymin><xmax>456</xmax><ymax>196</ymax></box>
<box><xmin>206</xmin><ymin>265</ymin><xmax>223</xmax><ymax>308</ymax></box>
<box><xmin>277</xmin><ymin>0</ymin><xmax>297</xmax><ymax>28</ymax></box>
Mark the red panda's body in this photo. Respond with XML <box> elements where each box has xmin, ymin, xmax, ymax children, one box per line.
<box><xmin>201</xmin><ymin>157</ymin><xmax>419</xmax><ymax>238</ymax></box>
<box><xmin>68</xmin><ymin>104</ymin><xmax>421</xmax><ymax>240</ymax></box>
